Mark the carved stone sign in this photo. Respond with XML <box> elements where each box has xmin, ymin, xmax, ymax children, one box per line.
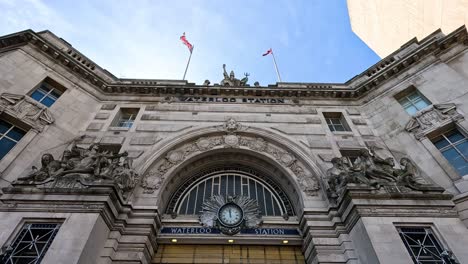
<box><xmin>405</xmin><ymin>103</ymin><xmax>463</xmax><ymax>139</ymax></box>
<box><xmin>177</xmin><ymin>96</ymin><xmax>287</xmax><ymax>104</ymax></box>
<box><xmin>160</xmin><ymin>227</ymin><xmax>300</xmax><ymax>236</ymax></box>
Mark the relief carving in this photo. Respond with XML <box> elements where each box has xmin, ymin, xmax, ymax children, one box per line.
<box><xmin>0</xmin><ymin>93</ymin><xmax>54</xmax><ymax>131</ymax></box>
<box><xmin>142</xmin><ymin>118</ymin><xmax>319</xmax><ymax>195</ymax></box>
<box><xmin>325</xmin><ymin>148</ymin><xmax>437</xmax><ymax>201</ymax></box>
<box><xmin>405</xmin><ymin>103</ymin><xmax>463</xmax><ymax>139</ymax></box>
<box><xmin>14</xmin><ymin>137</ymin><xmax>139</xmax><ymax>198</ymax></box>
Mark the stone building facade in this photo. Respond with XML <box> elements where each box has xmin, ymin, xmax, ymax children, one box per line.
<box><xmin>0</xmin><ymin>26</ymin><xmax>467</xmax><ymax>264</ymax></box>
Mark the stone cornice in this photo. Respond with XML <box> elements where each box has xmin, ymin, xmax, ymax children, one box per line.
<box><xmin>0</xmin><ymin>27</ymin><xmax>467</xmax><ymax>100</ymax></box>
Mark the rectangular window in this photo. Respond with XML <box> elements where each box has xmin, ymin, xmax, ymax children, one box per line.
<box><xmin>397</xmin><ymin>227</ymin><xmax>458</xmax><ymax>264</ymax></box>
<box><xmin>323</xmin><ymin>112</ymin><xmax>351</xmax><ymax>132</ymax></box>
<box><xmin>0</xmin><ymin>223</ymin><xmax>61</xmax><ymax>264</ymax></box>
<box><xmin>0</xmin><ymin>118</ymin><xmax>27</xmax><ymax>160</ymax></box>
<box><xmin>431</xmin><ymin>128</ymin><xmax>468</xmax><ymax>176</ymax></box>
<box><xmin>111</xmin><ymin>108</ymin><xmax>139</xmax><ymax>128</ymax></box>
<box><xmin>340</xmin><ymin>149</ymin><xmax>361</xmax><ymax>166</ymax></box>
<box><xmin>30</xmin><ymin>78</ymin><xmax>65</xmax><ymax>107</ymax></box>
<box><xmin>396</xmin><ymin>88</ymin><xmax>431</xmax><ymax>115</ymax></box>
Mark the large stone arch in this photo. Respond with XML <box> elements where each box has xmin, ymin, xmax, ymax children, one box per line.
<box><xmin>137</xmin><ymin>118</ymin><xmax>327</xmax><ymax>214</ymax></box>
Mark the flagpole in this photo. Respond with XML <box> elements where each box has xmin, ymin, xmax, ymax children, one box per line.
<box><xmin>182</xmin><ymin>45</ymin><xmax>193</xmax><ymax>80</ymax></box>
<box><xmin>271</xmin><ymin>51</ymin><xmax>282</xmax><ymax>82</ymax></box>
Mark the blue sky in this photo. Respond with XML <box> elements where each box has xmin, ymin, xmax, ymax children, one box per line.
<box><xmin>0</xmin><ymin>0</ymin><xmax>380</xmax><ymax>85</ymax></box>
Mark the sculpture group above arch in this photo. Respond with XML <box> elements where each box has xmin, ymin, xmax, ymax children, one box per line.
<box><xmin>141</xmin><ymin>118</ymin><xmax>321</xmax><ymax>197</ymax></box>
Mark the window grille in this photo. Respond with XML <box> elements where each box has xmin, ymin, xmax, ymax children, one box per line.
<box><xmin>0</xmin><ymin>223</ymin><xmax>61</xmax><ymax>264</ymax></box>
<box><xmin>0</xmin><ymin>118</ymin><xmax>26</xmax><ymax>160</ymax></box>
<box><xmin>398</xmin><ymin>227</ymin><xmax>459</xmax><ymax>264</ymax></box>
<box><xmin>431</xmin><ymin>128</ymin><xmax>468</xmax><ymax>176</ymax></box>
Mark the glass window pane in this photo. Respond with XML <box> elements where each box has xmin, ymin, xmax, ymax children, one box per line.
<box><xmin>458</xmin><ymin>141</ymin><xmax>468</xmax><ymax>158</ymax></box>
<box><xmin>40</xmin><ymin>84</ymin><xmax>52</xmax><ymax>92</ymax></box>
<box><xmin>0</xmin><ymin>119</ymin><xmax>12</xmax><ymax>134</ymax></box>
<box><xmin>446</xmin><ymin>130</ymin><xmax>465</xmax><ymax>143</ymax></box>
<box><xmin>6</xmin><ymin>127</ymin><xmax>26</xmax><ymax>141</ymax></box>
<box><xmin>326</xmin><ymin>118</ymin><xmax>332</xmax><ymax>125</ymax></box>
<box><xmin>331</xmin><ymin>118</ymin><xmax>342</xmax><ymax>125</ymax></box>
<box><xmin>405</xmin><ymin>105</ymin><xmax>418</xmax><ymax>115</ymax></box>
<box><xmin>413</xmin><ymin>99</ymin><xmax>429</xmax><ymax>110</ymax></box>
<box><xmin>265</xmin><ymin>192</ymin><xmax>274</xmax><ymax>215</ymax></box>
<box><xmin>256</xmin><ymin>184</ymin><xmax>265</xmax><ymax>215</ymax></box>
<box><xmin>41</xmin><ymin>96</ymin><xmax>56</xmax><ymax>107</ymax></box>
<box><xmin>227</xmin><ymin>175</ymin><xmax>234</xmax><ymax>196</ymax></box>
<box><xmin>186</xmin><ymin>189</ymin><xmax>197</xmax><ymax>214</ymax></box>
<box><xmin>327</xmin><ymin>124</ymin><xmax>335</xmax><ymax>131</ymax></box>
<box><xmin>234</xmin><ymin>176</ymin><xmax>241</xmax><ymax>196</ymax></box>
<box><xmin>407</xmin><ymin>92</ymin><xmax>420</xmax><ymax>100</ymax></box>
<box><xmin>433</xmin><ymin>136</ymin><xmax>450</xmax><ymax>149</ymax></box>
<box><xmin>30</xmin><ymin>90</ymin><xmax>46</xmax><ymax>102</ymax></box>
<box><xmin>334</xmin><ymin>125</ymin><xmax>345</xmax><ymax>131</ymax></box>
<box><xmin>195</xmin><ymin>182</ymin><xmax>205</xmax><ymax>214</ymax></box>
<box><xmin>204</xmin><ymin>179</ymin><xmax>212</xmax><ymax>200</ymax></box>
<box><xmin>220</xmin><ymin>176</ymin><xmax>227</xmax><ymax>197</ymax></box>
<box><xmin>0</xmin><ymin>138</ymin><xmax>16</xmax><ymax>159</ymax></box>
<box><xmin>248</xmin><ymin>179</ymin><xmax>257</xmax><ymax>201</ymax></box>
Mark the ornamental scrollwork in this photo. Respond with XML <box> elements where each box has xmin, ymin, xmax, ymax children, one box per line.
<box><xmin>405</xmin><ymin>103</ymin><xmax>463</xmax><ymax>139</ymax></box>
<box><xmin>0</xmin><ymin>93</ymin><xmax>54</xmax><ymax>131</ymax></box>
<box><xmin>142</xmin><ymin>119</ymin><xmax>320</xmax><ymax>195</ymax></box>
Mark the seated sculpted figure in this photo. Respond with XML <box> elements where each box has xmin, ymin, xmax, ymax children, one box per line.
<box><xmin>17</xmin><ymin>154</ymin><xmax>62</xmax><ymax>182</ymax></box>
<box><xmin>396</xmin><ymin>157</ymin><xmax>429</xmax><ymax>189</ymax></box>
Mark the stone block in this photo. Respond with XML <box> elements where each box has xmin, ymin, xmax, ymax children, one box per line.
<box><xmin>358</xmin><ymin>127</ymin><xmax>374</xmax><ymax>136</ymax></box>
<box><xmin>87</xmin><ymin>123</ymin><xmax>103</xmax><ymax>131</ymax></box>
<box><xmin>306</xmin><ymin>117</ymin><xmax>322</xmax><ymax>124</ymax></box>
<box><xmin>307</xmin><ymin>137</ymin><xmax>332</xmax><ymax>149</ymax></box>
<box><xmin>141</xmin><ymin>114</ymin><xmax>160</xmax><ymax>120</ymax></box>
<box><xmin>101</xmin><ymin>104</ymin><xmax>116</xmax><ymax>110</ymax></box>
<box><xmin>352</xmin><ymin>118</ymin><xmax>367</xmax><ymax>125</ymax></box>
<box><xmin>127</xmin><ymin>150</ymin><xmax>144</xmax><ymax>158</ymax></box>
<box><xmin>337</xmin><ymin>140</ymin><xmax>363</xmax><ymax>149</ymax></box>
<box><xmin>145</xmin><ymin>105</ymin><xmax>158</xmax><ymax>111</ymax></box>
<box><xmin>136</xmin><ymin>124</ymin><xmax>192</xmax><ymax>132</ymax></box>
<box><xmin>318</xmin><ymin>153</ymin><xmax>335</xmax><ymax>162</ymax></box>
<box><xmin>79</xmin><ymin>136</ymin><xmax>96</xmax><ymax>144</ymax></box>
<box><xmin>94</xmin><ymin>113</ymin><xmax>110</xmax><ymax>120</ymax></box>
<box><xmin>129</xmin><ymin>136</ymin><xmax>159</xmax><ymax>145</ymax></box>
<box><xmin>100</xmin><ymin>136</ymin><xmax>125</xmax><ymax>145</ymax></box>
<box><xmin>346</xmin><ymin>108</ymin><xmax>361</xmax><ymax>115</ymax></box>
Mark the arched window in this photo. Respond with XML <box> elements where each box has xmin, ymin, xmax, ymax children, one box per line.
<box><xmin>168</xmin><ymin>166</ymin><xmax>295</xmax><ymax>217</ymax></box>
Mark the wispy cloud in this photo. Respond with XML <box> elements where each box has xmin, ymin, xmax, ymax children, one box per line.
<box><xmin>0</xmin><ymin>0</ymin><xmax>379</xmax><ymax>84</ymax></box>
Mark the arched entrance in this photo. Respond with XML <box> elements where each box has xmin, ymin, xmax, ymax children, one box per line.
<box><xmin>137</xmin><ymin>119</ymin><xmax>325</xmax><ymax>263</ymax></box>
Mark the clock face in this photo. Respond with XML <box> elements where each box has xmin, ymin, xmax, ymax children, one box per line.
<box><xmin>218</xmin><ymin>203</ymin><xmax>243</xmax><ymax>227</ymax></box>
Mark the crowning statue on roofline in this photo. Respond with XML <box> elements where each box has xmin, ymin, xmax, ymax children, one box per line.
<box><xmin>15</xmin><ymin>135</ymin><xmax>139</xmax><ymax>198</ymax></box>
<box><xmin>220</xmin><ymin>64</ymin><xmax>249</xmax><ymax>86</ymax></box>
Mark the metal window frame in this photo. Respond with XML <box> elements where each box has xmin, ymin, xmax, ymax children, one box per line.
<box><xmin>33</xmin><ymin>82</ymin><xmax>63</xmax><ymax>106</ymax></box>
<box><xmin>433</xmin><ymin>129</ymin><xmax>468</xmax><ymax>163</ymax></box>
<box><xmin>0</xmin><ymin>222</ymin><xmax>61</xmax><ymax>264</ymax></box>
<box><xmin>397</xmin><ymin>226</ymin><xmax>458</xmax><ymax>264</ymax></box>
<box><xmin>398</xmin><ymin>90</ymin><xmax>431</xmax><ymax>114</ymax></box>
<box><xmin>176</xmin><ymin>171</ymin><xmax>287</xmax><ymax>217</ymax></box>
<box><xmin>0</xmin><ymin>120</ymin><xmax>25</xmax><ymax>143</ymax></box>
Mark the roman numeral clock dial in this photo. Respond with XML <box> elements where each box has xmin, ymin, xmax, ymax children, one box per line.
<box><xmin>218</xmin><ymin>203</ymin><xmax>243</xmax><ymax>227</ymax></box>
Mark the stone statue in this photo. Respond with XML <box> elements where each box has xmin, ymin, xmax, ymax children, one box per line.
<box><xmin>325</xmin><ymin>149</ymin><xmax>435</xmax><ymax>200</ymax></box>
<box><xmin>221</xmin><ymin>64</ymin><xmax>249</xmax><ymax>86</ymax></box>
<box><xmin>395</xmin><ymin>157</ymin><xmax>429</xmax><ymax>190</ymax></box>
<box><xmin>15</xmin><ymin>138</ymin><xmax>139</xmax><ymax>197</ymax></box>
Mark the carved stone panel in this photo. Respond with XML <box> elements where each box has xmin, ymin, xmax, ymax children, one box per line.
<box><xmin>0</xmin><ymin>93</ymin><xmax>54</xmax><ymax>131</ymax></box>
<box><xmin>405</xmin><ymin>103</ymin><xmax>463</xmax><ymax>139</ymax></box>
<box><xmin>142</xmin><ymin>119</ymin><xmax>320</xmax><ymax>196</ymax></box>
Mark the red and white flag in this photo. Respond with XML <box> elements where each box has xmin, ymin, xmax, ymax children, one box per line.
<box><xmin>262</xmin><ymin>48</ymin><xmax>272</xmax><ymax>56</ymax></box>
<box><xmin>180</xmin><ymin>32</ymin><xmax>193</xmax><ymax>53</ymax></box>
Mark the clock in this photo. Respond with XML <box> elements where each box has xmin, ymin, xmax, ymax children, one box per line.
<box><xmin>218</xmin><ymin>203</ymin><xmax>244</xmax><ymax>227</ymax></box>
